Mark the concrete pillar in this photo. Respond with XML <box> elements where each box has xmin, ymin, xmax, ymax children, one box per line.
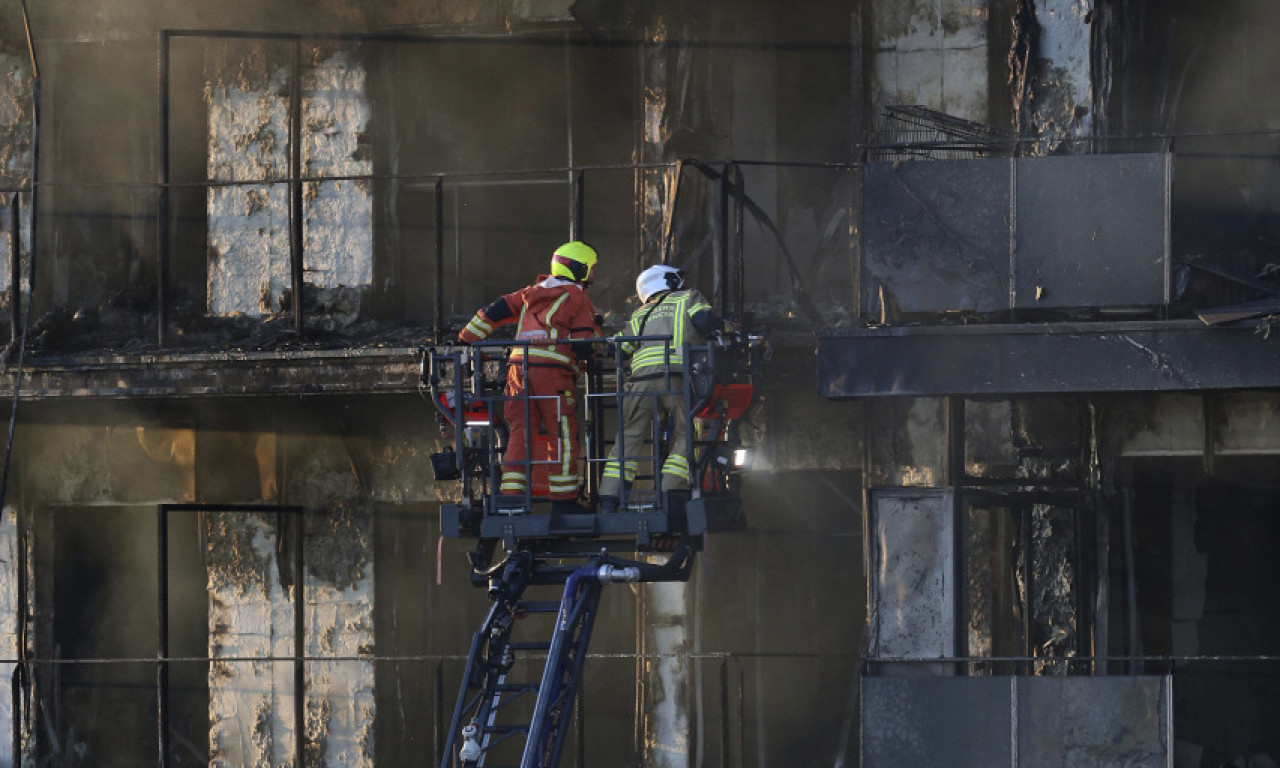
<box><xmin>1012</xmin><ymin>0</ymin><xmax>1095</xmax><ymax>150</ymax></box>
<box><xmin>0</xmin><ymin>507</ymin><xmax>18</xmax><ymax>767</ymax></box>
<box><xmin>641</xmin><ymin>577</ymin><xmax>689</xmax><ymax>768</ymax></box>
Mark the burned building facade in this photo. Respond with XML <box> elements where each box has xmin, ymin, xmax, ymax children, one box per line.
<box><xmin>0</xmin><ymin>0</ymin><xmax>1278</xmax><ymax>765</ymax></box>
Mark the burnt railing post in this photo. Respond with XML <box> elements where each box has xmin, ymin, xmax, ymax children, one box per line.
<box><xmin>8</xmin><ymin>194</ymin><xmax>18</xmax><ymax>345</ymax></box>
<box><xmin>289</xmin><ymin>38</ymin><xmax>305</xmax><ymax>337</ymax></box>
<box><xmin>714</xmin><ymin>163</ymin><xmax>729</xmax><ymax>311</ymax></box>
<box><xmin>434</xmin><ymin>176</ymin><xmax>444</xmax><ymax>343</ymax></box>
<box><xmin>572</xmin><ymin>169</ymin><xmax>585</xmax><ymax>242</ymax></box>
<box><xmin>156</xmin><ymin>506</ymin><xmax>171</xmax><ymax>768</ymax></box>
<box><xmin>157</xmin><ymin>30</ymin><xmax>170</xmax><ymax>348</ymax></box>
<box><xmin>293</xmin><ymin>506</ymin><xmax>306</xmax><ymax>768</ymax></box>
<box><xmin>731</xmin><ymin>163</ymin><xmax>744</xmax><ymax>318</ymax></box>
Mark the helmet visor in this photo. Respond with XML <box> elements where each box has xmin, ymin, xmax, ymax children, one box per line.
<box><xmin>551</xmin><ymin>254</ymin><xmax>594</xmax><ymax>283</ymax></box>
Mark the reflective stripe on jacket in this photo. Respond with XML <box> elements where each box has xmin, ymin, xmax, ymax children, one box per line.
<box><xmin>621</xmin><ymin>289</ymin><xmax>713</xmax><ymax>377</ymax></box>
<box><xmin>459</xmin><ymin>275</ymin><xmax>601</xmax><ymax>367</ymax></box>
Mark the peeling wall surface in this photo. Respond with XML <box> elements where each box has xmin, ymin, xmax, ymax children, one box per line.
<box><xmin>0</xmin><ymin>507</ymin><xmax>16</xmax><ymax>767</ymax></box>
<box><xmin>0</xmin><ymin>52</ymin><xmax>32</xmax><ymax>297</ymax></box>
<box><xmin>870</xmin><ymin>0</ymin><xmax>990</xmax><ymax>122</ymax></box>
<box><xmin>1016</xmin><ymin>0</ymin><xmax>1094</xmax><ymax>147</ymax></box>
<box><xmin>0</xmin><ymin>53</ymin><xmax>31</xmax><ymax>188</ymax></box>
<box><xmin>206</xmin><ymin>447</ymin><xmax>375</xmax><ymax>767</ymax></box>
<box><xmin>206</xmin><ymin>513</ymin><xmax>374</xmax><ymax>768</ymax></box>
<box><xmin>300</xmin><ymin>51</ymin><xmax>373</xmax><ymax>307</ymax></box>
<box><xmin>287</xmin><ymin>443</ymin><xmax>376</xmax><ymax>768</ymax></box>
<box><xmin>207</xmin><ymin>513</ymin><xmax>300</xmax><ymax>767</ymax></box>
<box><xmin>206</xmin><ymin>49</ymin><xmax>372</xmax><ymax>319</ymax></box>
<box><xmin>206</xmin><ymin>63</ymin><xmax>293</xmax><ymax>317</ymax></box>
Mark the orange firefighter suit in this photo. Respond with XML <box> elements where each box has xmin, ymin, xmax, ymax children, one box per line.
<box><xmin>459</xmin><ymin>275</ymin><xmax>601</xmax><ymax>501</ymax></box>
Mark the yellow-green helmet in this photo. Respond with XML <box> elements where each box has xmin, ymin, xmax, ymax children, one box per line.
<box><xmin>550</xmin><ymin>241</ymin><xmax>598</xmax><ymax>284</ymax></box>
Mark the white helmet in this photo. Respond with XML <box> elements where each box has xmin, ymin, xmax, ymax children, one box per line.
<box><xmin>636</xmin><ymin>265</ymin><xmax>684</xmax><ymax>303</ymax></box>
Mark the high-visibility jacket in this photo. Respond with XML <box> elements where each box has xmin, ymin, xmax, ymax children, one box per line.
<box><xmin>460</xmin><ymin>275</ymin><xmax>601</xmax><ymax>501</ymax></box>
<box><xmin>459</xmin><ymin>275</ymin><xmax>601</xmax><ymax>368</ymax></box>
<box><xmin>600</xmin><ymin>288</ymin><xmax>720</xmax><ymax>498</ymax></box>
<box><xmin>619</xmin><ymin>288</ymin><xmax>717</xmax><ymax>378</ymax></box>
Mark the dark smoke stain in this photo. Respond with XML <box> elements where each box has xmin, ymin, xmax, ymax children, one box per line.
<box><xmin>1009</xmin><ymin>0</ymin><xmax>1039</xmax><ymax>141</ymax></box>
<box><xmin>306</xmin><ymin>695</ymin><xmax>332</xmax><ymax>765</ymax></box>
<box><xmin>206</xmin><ymin>511</ymin><xmax>276</xmax><ymax>597</ymax></box>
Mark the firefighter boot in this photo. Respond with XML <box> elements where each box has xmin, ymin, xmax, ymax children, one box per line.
<box><xmin>597</xmin><ymin>495</ymin><xmax>619</xmax><ymax>515</ymax></box>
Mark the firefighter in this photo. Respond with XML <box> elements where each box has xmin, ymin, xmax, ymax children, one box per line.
<box><xmin>598</xmin><ymin>264</ymin><xmax>724</xmax><ymax>514</ymax></box>
<box><xmin>458</xmin><ymin>241</ymin><xmax>603</xmax><ymax>514</ymax></box>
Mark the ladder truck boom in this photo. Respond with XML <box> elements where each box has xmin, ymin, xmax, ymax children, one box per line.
<box><xmin>422</xmin><ymin>332</ymin><xmax>763</xmax><ymax>767</ymax></box>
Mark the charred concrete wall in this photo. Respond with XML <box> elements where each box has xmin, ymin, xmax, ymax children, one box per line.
<box><xmin>204</xmin><ymin>434</ymin><xmax>376</xmax><ymax>767</ymax></box>
<box><xmin>4</xmin><ymin>398</ymin><xmax>431</xmax><ymax>765</ymax></box>
<box><xmin>0</xmin><ymin>507</ymin><xmax>17</xmax><ymax>766</ymax></box>
<box><xmin>3</xmin><ymin>0</ymin><xmax>1280</xmax><ymax>765</ymax></box>
<box><xmin>0</xmin><ymin>388</ymin><xmax>860</xmax><ymax>766</ymax></box>
<box><xmin>869</xmin><ymin>0</ymin><xmax>991</xmax><ymax>122</ymax></box>
<box><xmin>205</xmin><ymin>45</ymin><xmax>373</xmax><ymax>321</ymax></box>
<box><xmin>1010</xmin><ymin>0</ymin><xmax>1094</xmax><ymax>147</ymax></box>
<box><xmin>0</xmin><ymin>49</ymin><xmax>32</xmax><ymax>304</ymax></box>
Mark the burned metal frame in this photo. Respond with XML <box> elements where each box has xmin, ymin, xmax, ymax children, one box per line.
<box><xmin>956</xmin><ymin>489</ymin><xmax>1089</xmax><ymax>676</ymax></box>
<box><xmin>156</xmin><ymin>503</ymin><xmax>305</xmax><ymax>768</ymax></box>
<box><xmin>680</xmin><ymin>159</ymin><xmax>846</xmax><ymax>326</ymax></box>
<box><xmin>818</xmin><ymin>319</ymin><xmax>1280</xmax><ymax>398</ymax></box>
<box><xmin>154</xmin><ymin>28</ymin><xmax>850</xmax><ymax>353</ymax></box>
<box><xmin>8</xmin><ymin>194</ymin><xmax>20</xmax><ymax>345</ymax></box>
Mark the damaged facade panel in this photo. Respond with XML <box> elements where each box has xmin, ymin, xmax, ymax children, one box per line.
<box><xmin>206</xmin><ymin>45</ymin><xmax>372</xmax><ymax>321</ymax></box>
<box><xmin>0</xmin><ymin>507</ymin><xmax>17</xmax><ymax>766</ymax></box>
<box><xmin>206</xmin><ymin>436</ymin><xmax>375</xmax><ymax>767</ymax></box>
<box><xmin>206</xmin><ymin>512</ymin><xmax>300</xmax><ymax>767</ymax></box>
<box><xmin>206</xmin><ymin>511</ymin><xmax>374</xmax><ymax>768</ymax></box>
<box><xmin>1011</xmin><ymin>0</ymin><xmax>1094</xmax><ymax>148</ymax></box>
<box><xmin>867</xmin><ymin>488</ymin><xmax>956</xmax><ymax>669</ymax></box>
<box><xmin>206</xmin><ymin>48</ymin><xmax>292</xmax><ymax>318</ymax></box>
<box><xmin>861</xmin><ymin>675</ymin><xmax>1172</xmax><ymax>765</ymax></box>
<box><xmin>0</xmin><ymin>53</ymin><xmax>32</xmax><ymax>190</ymax></box>
<box><xmin>285</xmin><ymin>437</ymin><xmax>376</xmax><ymax>767</ymax></box>
<box><xmin>0</xmin><ymin>52</ymin><xmax>32</xmax><ymax>301</ymax></box>
<box><xmin>861</xmin><ymin>152</ymin><xmax>1170</xmax><ymax>317</ymax></box>
<box><xmin>870</xmin><ymin>0</ymin><xmax>990</xmax><ymax>122</ymax></box>
<box><xmin>301</xmin><ymin>49</ymin><xmax>374</xmax><ymax>320</ymax></box>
